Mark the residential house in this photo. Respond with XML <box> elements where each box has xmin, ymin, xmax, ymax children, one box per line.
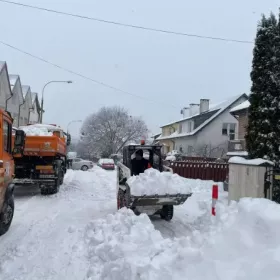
<box><xmin>150</xmin><ymin>133</ymin><xmax>161</xmax><ymax>144</ymax></box>
<box><xmin>158</xmin><ymin>94</ymin><xmax>248</xmax><ymax>157</ymax></box>
<box><xmin>227</xmin><ymin>100</ymin><xmax>250</xmax><ymax>157</ymax></box>
<box><xmin>158</xmin><ymin>122</ymin><xmax>180</xmax><ymax>154</ymax></box>
<box><xmin>20</xmin><ymin>85</ymin><xmax>33</xmax><ymax>126</ymax></box>
<box><xmin>0</xmin><ymin>61</ymin><xmax>12</xmax><ymax>110</ymax></box>
<box><xmin>7</xmin><ymin>74</ymin><xmax>24</xmax><ymax>127</ymax></box>
<box><xmin>29</xmin><ymin>92</ymin><xmax>40</xmax><ymax>124</ymax></box>
<box><xmin>1</xmin><ymin>61</ymin><xmax>41</xmax><ymax>127</ymax></box>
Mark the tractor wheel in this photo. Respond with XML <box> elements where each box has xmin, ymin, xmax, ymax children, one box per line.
<box><xmin>160</xmin><ymin>205</ymin><xmax>174</xmax><ymax>221</ymax></box>
<box><xmin>0</xmin><ymin>195</ymin><xmax>15</xmax><ymax>236</ymax></box>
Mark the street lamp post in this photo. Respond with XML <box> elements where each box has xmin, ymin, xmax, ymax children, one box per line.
<box><xmin>67</xmin><ymin>120</ymin><xmax>82</xmax><ymax>134</ymax></box>
<box><xmin>40</xmin><ymin>80</ymin><xmax>73</xmax><ymax>123</ymax></box>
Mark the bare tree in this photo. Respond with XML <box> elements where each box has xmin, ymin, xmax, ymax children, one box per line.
<box><xmin>79</xmin><ymin>106</ymin><xmax>148</xmax><ymax>158</ymax></box>
<box><xmin>191</xmin><ymin>141</ymin><xmax>228</xmax><ymax>158</ymax></box>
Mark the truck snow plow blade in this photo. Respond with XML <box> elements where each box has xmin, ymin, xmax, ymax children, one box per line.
<box><xmin>129</xmin><ymin>193</ymin><xmax>192</xmax><ymax>207</ymax></box>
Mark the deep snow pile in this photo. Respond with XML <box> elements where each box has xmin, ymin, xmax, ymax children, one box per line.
<box><xmin>0</xmin><ymin>167</ymin><xmax>117</xmax><ymax>280</ymax></box>
<box><xmin>19</xmin><ymin>124</ymin><xmax>55</xmax><ymax>136</ymax></box>
<box><xmin>127</xmin><ymin>168</ymin><xmax>192</xmax><ymax>196</ymax></box>
<box><xmin>85</xmin><ymin>198</ymin><xmax>280</xmax><ymax>280</ymax></box>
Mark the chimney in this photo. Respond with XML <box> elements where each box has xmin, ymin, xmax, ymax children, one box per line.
<box><xmin>199</xmin><ymin>99</ymin><xmax>210</xmax><ymax>114</ymax></box>
<box><xmin>189</xmin><ymin>103</ymin><xmax>200</xmax><ymax>116</ymax></box>
<box><xmin>180</xmin><ymin>107</ymin><xmax>190</xmax><ymax>118</ymax></box>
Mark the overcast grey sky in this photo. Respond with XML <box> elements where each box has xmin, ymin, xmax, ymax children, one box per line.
<box><xmin>0</xmin><ymin>0</ymin><xmax>279</xmax><ymax>137</ymax></box>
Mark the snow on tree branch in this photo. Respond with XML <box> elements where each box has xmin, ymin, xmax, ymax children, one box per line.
<box><xmin>78</xmin><ymin>106</ymin><xmax>148</xmax><ymax>158</ymax></box>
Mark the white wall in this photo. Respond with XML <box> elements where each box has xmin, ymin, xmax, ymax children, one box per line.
<box><xmin>7</xmin><ymin>80</ymin><xmax>21</xmax><ymax>127</ymax></box>
<box><xmin>174</xmin><ymin>135</ymin><xmax>197</xmax><ymax>155</ymax></box>
<box><xmin>181</xmin><ymin>120</ymin><xmax>194</xmax><ymax>133</ymax></box>
<box><xmin>29</xmin><ymin>100</ymin><xmax>39</xmax><ymax>124</ymax></box>
<box><xmin>228</xmin><ymin>163</ymin><xmax>267</xmax><ymax>202</ymax></box>
<box><xmin>20</xmin><ymin>91</ymin><xmax>33</xmax><ymax>126</ymax></box>
<box><xmin>0</xmin><ymin>66</ymin><xmax>11</xmax><ymax>109</ymax></box>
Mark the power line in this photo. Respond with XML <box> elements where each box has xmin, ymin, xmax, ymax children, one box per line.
<box><xmin>0</xmin><ymin>0</ymin><xmax>253</xmax><ymax>44</ymax></box>
<box><xmin>0</xmin><ymin>40</ymin><xmax>180</xmax><ymax>109</ymax></box>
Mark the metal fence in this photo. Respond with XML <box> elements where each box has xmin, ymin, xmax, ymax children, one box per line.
<box><xmin>170</xmin><ymin>161</ymin><xmax>228</xmax><ymax>182</ymax></box>
<box><xmin>180</xmin><ymin>156</ymin><xmax>227</xmax><ymax>162</ymax></box>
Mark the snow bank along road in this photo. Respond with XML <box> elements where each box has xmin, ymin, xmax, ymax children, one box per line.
<box><xmin>1</xmin><ymin>167</ymin><xmax>280</xmax><ymax>280</ymax></box>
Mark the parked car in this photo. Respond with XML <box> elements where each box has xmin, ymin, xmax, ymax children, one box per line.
<box><xmin>72</xmin><ymin>158</ymin><xmax>94</xmax><ymax>171</ymax></box>
<box><xmin>98</xmin><ymin>158</ymin><xmax>115</xmax><ymax>170</ymax></box>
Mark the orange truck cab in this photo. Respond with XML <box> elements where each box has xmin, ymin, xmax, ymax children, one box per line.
<box><xmin>0</xmin><ymin>109</ymin><xmax>15</xmax><ymax>236</ymax></box>
<box><xmin>12</xmin><ymin>124</ymin><xmax>71</xmax><ymax>195</ymax></box>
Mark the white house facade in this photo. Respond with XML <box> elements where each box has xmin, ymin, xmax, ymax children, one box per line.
<box><xmin>7</xmin><ymin>74</ymin><xmax>23</xmax><ymax>127</ymax></box>
<box><xmin>158</xmin><ymin>94</ymin><xmax>248</xmax><ymax>158</ymax></box>
<box><xmin>20</xmin><ymin>85</ymin><xmax>33</xmax><ymax>126</ymax></box>
<box><xmin>29</xmin><ymin>92</ymin><xmax>40</xmax><ymax>124</ymax></box>
<box><xmin>0</xmin><ymin>61</ymin><xmax>12</xmax><ymax>110</ymax></box>
<box><xmin>0</xmin><ymin>61</ymin><xmax>42</xmax><ymax>127</ymax></box>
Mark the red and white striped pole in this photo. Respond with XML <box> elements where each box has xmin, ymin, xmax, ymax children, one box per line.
<box><xmin>212</xmin><ymin>184</ymin><xmax>218</xmax><ymax>216</ymax></box>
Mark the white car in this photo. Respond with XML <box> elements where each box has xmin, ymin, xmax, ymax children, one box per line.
<box><xmin>71</xmin><ymin>158</ymin><xmax>94</xmax><ymax>171</ymax></box>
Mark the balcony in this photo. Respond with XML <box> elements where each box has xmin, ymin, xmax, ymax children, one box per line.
<box><xmin>228</xmin><ymin>138</ymin><xmax>246</xmax><ymax>152</ymax></box>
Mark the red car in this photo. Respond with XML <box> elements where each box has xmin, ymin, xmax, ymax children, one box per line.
<box><xmin>98</xmin><ymin>158</ymin><xmax>115</xmax><ymax>170</ymax></box>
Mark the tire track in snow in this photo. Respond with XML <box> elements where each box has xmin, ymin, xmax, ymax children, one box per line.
<box><xmin>0</xmin><ymin>168</ymin><xmax>118</xmax><ymax>280</ymax></box>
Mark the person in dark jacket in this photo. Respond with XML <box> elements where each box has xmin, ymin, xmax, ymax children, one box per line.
<box><xmin>131</xmin><ymin>149</ymin><xmax>149</xmax><ymax>175</ymax></box>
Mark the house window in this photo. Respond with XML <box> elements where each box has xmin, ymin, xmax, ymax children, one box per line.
<box><xmin>222</xmin><ymin>123</ymin><xmax>236</xmax><ymax>140</ymax></box>
<box><xmin>229</xmin><ymin>123</ymin><xmax>236</xmax><ymax>140</ymax></box>
<box><xmin>187</xmin><ymin>145</ymin><xmax>193</xmax><ymax>155</ymax></box>
<box><xmin>222</xmin><ymin>123</ymin><xmax>228</xmax><ymax>135</ymax></box>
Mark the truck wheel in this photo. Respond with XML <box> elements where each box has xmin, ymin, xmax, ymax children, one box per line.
<box><xmin>41</xmin><ymin>174</ymin><xmax>61</xmax><ymax>195</ymax></box>
<box><xmin>160</xmin><ymin>205</ymin><xmax>174</xmax><ymax>221</ymax></box>
<box><xmin>0</xmin><ymin>195</ymin><xmax>14</xmax><ymax>236</ymax></box>
<box><xmin>59</xmin><ymin>170</ymin><xmax>64</xmax><ymax>185</ymax></box>
<box><xmin>41</xmin><ymin>185</ymin><xmax>58</xmax><ymax>195</ymax></box>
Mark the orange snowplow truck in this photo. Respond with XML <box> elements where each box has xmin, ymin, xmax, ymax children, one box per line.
<box><xmin>12</xmin><ymin>124</ymin><xmax>71</xmax><ymax>195</ymax></box>
<box><xmin>0</xmin><ymin>110</ymin><xmax>15</xmax><ymax>236</ymax></box>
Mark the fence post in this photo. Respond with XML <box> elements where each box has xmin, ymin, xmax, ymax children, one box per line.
<box><xmin>212</xmin><ymin>184</ymin><xmax>218</xmax><ymax>216</ymax></box>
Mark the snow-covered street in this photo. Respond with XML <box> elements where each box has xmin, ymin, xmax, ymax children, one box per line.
<box><xmin>0</xmin><ymin>168</ymin><xmax>117</xmax><ymax>280</ymax></box>
<box><xmin>1</xmin><ymin>167</ymin><xmax>280</xmax><ymax>280</ymax></box>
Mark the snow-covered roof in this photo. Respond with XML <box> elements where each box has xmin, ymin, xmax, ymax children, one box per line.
<box><xmin>160</xmin><ymin>94</ymin><xmax>245</xmax><ymax>128</ymax></box>
<box><xmin>151</xmin><ymin>133</ymin><xmax>161</xmax><ymax>139</ymax></box>
<box><xmin>230</xmin><ymin>100</ymin><xmax>250</xmax><ymax>113</ymax></box>
<box><xmin>21</xmin><ymin>85</ymin><xmax>31</xmax><ymax>97</ymax></box>
<box><xmin>158</xmin><ymin>94</ymin><xmax>247</xmax><ymax>140</ymax></box>
<box><xmin>227</xmin><ymin>151</ymin><xmax>248</xmax><ymax>157</ymax></box>
<box><xmin>0</xmin><ymin>61</ymin><xmax>5</xmax><ymax>71</ymax></box>
<box><xmin>228</xmin><ymin>156</ymin><xmax>274</xmax><ymax>166</ymax></box>
<box><xmin>9</xmin><ymin>74</ymin><xmax>19</xmax><ymax>90</ymax></box>
<box><xmin>31</xmin><ymin>92</ymin><xmax>38</xmax><ymax>104</ymax></box>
